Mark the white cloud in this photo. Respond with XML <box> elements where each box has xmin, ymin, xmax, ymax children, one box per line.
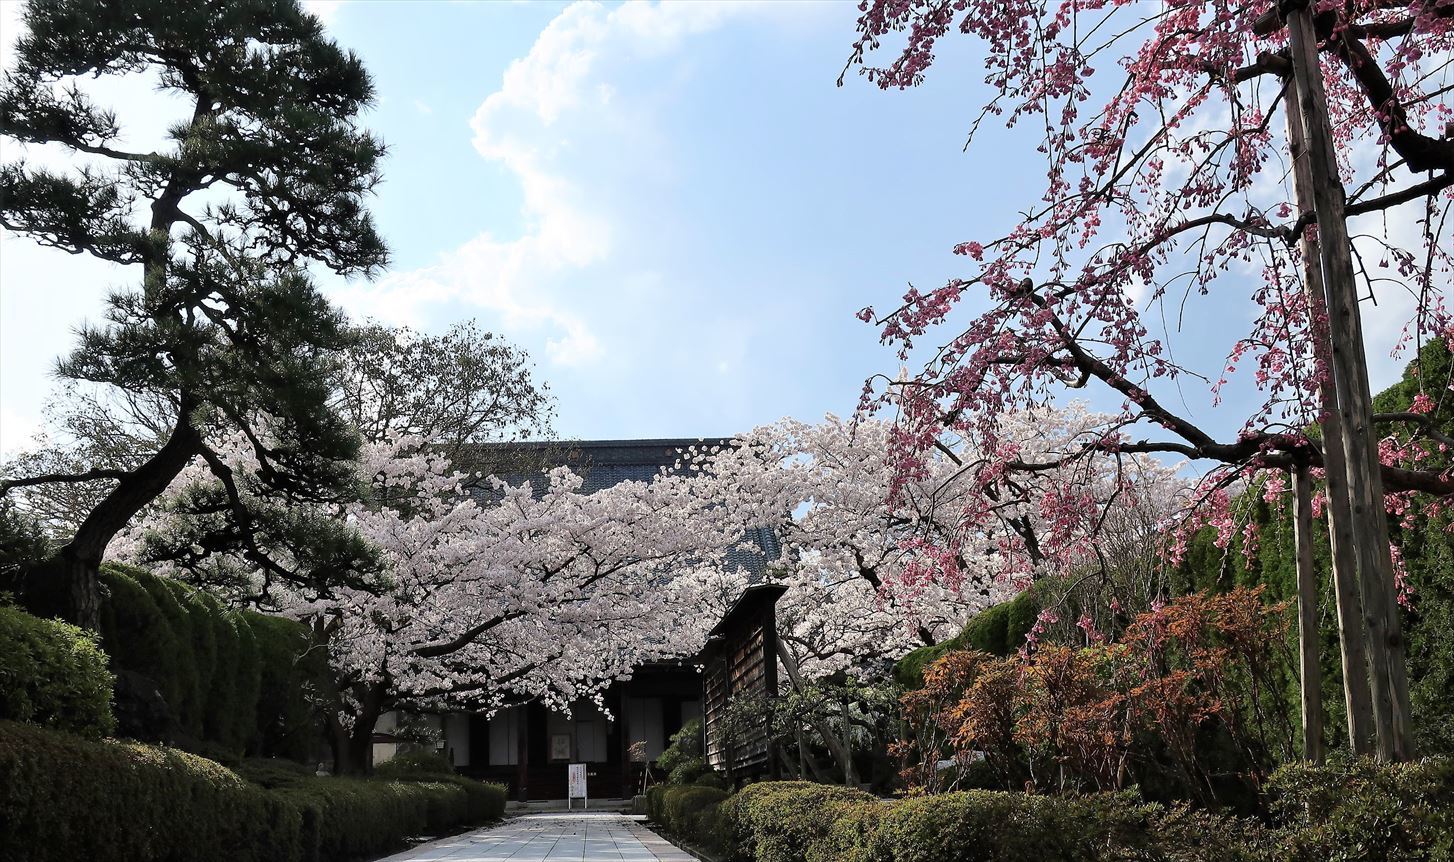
<box><xmin>413</xmin><ymin>99</ymin><xmax>433</xmax><ymax>115</ymax></box>
<box><xmin>332</xmin><ymin>1</ymin><xmax>780</xmax><ymax>366</ymax></box>
<box><xmin>302</xmin><ymin>0</ymin><xmax>346</xmax><ymax>26</ymax></box>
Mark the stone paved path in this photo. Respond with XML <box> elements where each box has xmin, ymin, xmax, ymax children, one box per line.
<box><xmin>376</xmin><ymin>813</ymin><xmax>697</xmax><ymax>861</ymax></box>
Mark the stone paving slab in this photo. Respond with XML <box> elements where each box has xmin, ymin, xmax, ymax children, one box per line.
<box><xmin>378</xmin><ymin>813</ymin><xmax>697</xmax><ymax>861</ymax></box>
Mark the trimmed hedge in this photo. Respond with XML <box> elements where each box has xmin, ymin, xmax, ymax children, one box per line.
<box><xmin>0</xmin><ymin>719</ymin><xmax>300</xmax><ymax>862</ymax></box>
<box><xmin>98</xmin><ymin>564</ymin><xmax>323</xmax><ymax>759</ymax></box>
<box><xmin>718</xmin><ymin>781</ymin><xmax>881</xmax><ymax>862</ymax></box>
<box><xmin>0</xmin><ymin>604</ymin><xmax>115</xmax><ymax>737</ymax></box>
<box><xmin>1270</xmin><ymin>756</ymin><xmax>1454</xmax><ymax>861</ymax></box>
<box><xmin>648</xmin><ymin>783</ymin><xmax>732</xmax><ymax>853</ymax></box>
<box><xmin>0</xmin><ymin>720</ymin><xmax>507</xmax><ymax>862</ymax></box>
<box><xmin>711</xmin><ymin>761</ymin><xmax>1454</xmax><ymax>862</ymax></box>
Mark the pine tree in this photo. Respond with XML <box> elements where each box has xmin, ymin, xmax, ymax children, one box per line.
<box><xmin>0</xmin><ymin>0</ymin><xmax>388</xmax><ymax>627</ymax></box>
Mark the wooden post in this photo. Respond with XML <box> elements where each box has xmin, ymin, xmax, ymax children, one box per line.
<box><xmin>1284</xmin><ymin>0</ymin><xmax>1414</xmax><ymax>760</ymax></box>
<box><xmin>516</xmin><ymin>706</ymin><xmax>530</xmax><ymax>802</ymax></box>
<box><xmin>1284</xmin><ymin>86</ymin><xmax>1376</xmax><ymax>755</ymax></box>
<box><xmin>1292</xmin><ymin>466</ymin><xmax>1325</xmax><ymax>763</ymax></box>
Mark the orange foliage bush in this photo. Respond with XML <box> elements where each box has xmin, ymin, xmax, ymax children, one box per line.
<box><xmin>898</xmin><ymin>586</ymin><xmax>1297</xmax><ymax>806</ymax></box>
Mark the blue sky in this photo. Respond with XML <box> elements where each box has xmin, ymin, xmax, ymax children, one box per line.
<box><xmin>0</xmin><ymin>0</ymin><xmax>1423</xmax><ymax>453</ymax></box>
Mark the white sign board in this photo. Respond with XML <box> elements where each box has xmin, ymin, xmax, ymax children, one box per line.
<box><xmin>567</xmin><ymin>763</ymin><xmax>588</xmax><ymax>809</ymax></box>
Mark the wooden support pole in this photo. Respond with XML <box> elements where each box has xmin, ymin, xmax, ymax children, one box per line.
<box><xmin>1284</xmin><ymin>0</ymin><xmax>1414</xmax><ymax>760</ymax></box>
<box><xmin>1284</xmin><ymin>85</ymin><xmax>1376</xmax><ymax>755</ymax></box>
<box><xmin>1292</xmin><ymin>466</ymin><xmax>1325</xmax><ymax>764</ymax></box>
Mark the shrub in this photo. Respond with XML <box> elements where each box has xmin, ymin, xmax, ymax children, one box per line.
<box><xmin>274</xmin><ymin>776</ymin><xmax>473</xmax><ymax>862</ymax></box>
<box><xmin>0</xmin><ymin>719</ymin><xmax>301</xmax><ymax>862</ymax></box>
<box><xmin>657</xmin><ymin>716</ymin><xmax>712</xmax><ymax>784</ymax></box>
<box><xmin>234</xmin><ymin>756</ymin><xmax>317</xmax><ymax>789</ymax></box>
<box><xmin>98</xmin><ymin>567</ymin><xmax>181</xmax><ymax>741</ymax></box>
<box><xmin>99</xmin><ymin>565</ymin><xmax>315</xmax><ymax>759</ymax></box>
<box><xmin>374</xmin><ymin>746</ymin><xmax>454</xmax><ymax>778</ymax></box>
<box><xmin>244</xmin><ymin>609</ymin><xmax>326</xmax><ymax>761</ymax></box>
<box><xmin>718</xmin><ymin>781</ymin><xmax>878</xmax><ymax>862</ymax></box>
<box><xmin>1269</xmin><ymin>756</ymin><xmax>1454</xmax><ymax>862</ymax></box>
<box><xmin>865</xmin><ymin>790</ymin><xmax>1154</xmax><ymax>862</ymax></box>
<box><xmin>664</xmin><ymin>785</ymin><xmax>731</xmax><ymax>848</ymax></box>
<box><xmin>0</xmin><ymin>719</ymin><xmax>503</xmax><ymax>862</ymax></box>
<box><xmin>0</xmin><ymin>604</ymin><xmax>115</xmax><ymax>737</ymax></box>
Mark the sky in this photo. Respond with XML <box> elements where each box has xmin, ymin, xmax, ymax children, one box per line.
<box><xmin>0</xmin><ymin>0</ymin><xmax>1432</xmax><ymax>456</ymax></box>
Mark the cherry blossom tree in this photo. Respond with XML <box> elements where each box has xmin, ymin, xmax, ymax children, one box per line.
<box><xmin>844</xmin><ymin>0</ymin><xmax>1452</xmax><ymax>760</ymax></box>
<box><xmin>682</xmin><ymin>409</ymin><xmax>1191</xmax><ymax>679</ymax></box>
<box><xmin>121</xmin><ymin>437</ymin><xmax>731</xmax><ymax>773</ymax></box>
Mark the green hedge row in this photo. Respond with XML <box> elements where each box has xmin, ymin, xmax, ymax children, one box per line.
<box><xmin>695</xmin><ymin>760</ymin><xmax>1454</xmax><ymax>862</ymax></box>
<box><xmin>0</xmin><ymin>720</ymin><xmax>507</xmax><ymax>862</ymax></box>
<box><xmin>0</xmin><ymin>604</ymin><xmax>115</xmax><ymax>738</ymax></box>
<box><xmin>98</xmin><ymin>563</ymin><xmax>323</xmax><ymax>759</ymax></box>
<box><xmin>647</xmin><ymin>783</ymin><xmax>732</xmax><ymax>852</ymax></box>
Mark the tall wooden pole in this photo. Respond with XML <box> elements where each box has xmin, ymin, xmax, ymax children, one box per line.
<box><xmin>1292</xmin><ymin>465</ymin><xmax>1325</xmax><ymax>763</ymax></box>
<box><xmin>1284</xmin><ymin>84</ymin><xmax>1376</xmax><ymax>755</ymax></box>
<box><xmin>1284</xmin><ymin>0</ymin><xmax>1414</xmax><ymax>760</ymax></box>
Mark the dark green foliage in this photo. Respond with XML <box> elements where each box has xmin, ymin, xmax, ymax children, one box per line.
<box><xmin>0</xmin><ymin>604</ymin><xmax>114</xmax><ymax>737</ymax></box>
<box><xmin>0</xmin><ymin>501</ymin><xmax>49</xmax><ymax>596</ymax></box>
<box><xmin>0</xmin><ymin>719</ymin><xmax>303</xmax><ymax>862</ymax></box>
<box><xmin>714</xmin><ymin>760</ymin><xmax>1454</xmax><ymax>862</ymax></box>
<box><xmin>718</xmin><ymin>781</ymin><xmax>879</xmax><ymax>862</ymax></box>
<box><xmin>98</xmin><ymin>563</ymin><xmax>320</xmax><ymax>759</ymax></box>
<box><xmin>274</xmin><ymin>775</ymin><xmax>503</xmax><ymax>862</ymax></box>
<box><xmin>1269</xmin><ymin>756</ymin><xmax>1454</xmax><ymax>862</ymax></box>
<box><xmin>656</xmin><ymin>716</ymin><xmax>712</xmax><ymax>785</ymax></box>
<box><xmin>373</xmin><ymin>747</ymin><xmax>454</xmax><ymax>778</ymax></box>
<box><xmin>234</xmin><ymin>756</ymin><xmax>318</xmax><ymax>789</ymax></box>
<box><xmin>896</xmin><ymin>589</ymin><xmax>1042</xmax><ymax>687</ymax></box>
<box><xmin>864</xmin><ymin>791</ymin><xmax>1153</xmax><ymax>862</ymax></box>
<box><xmin>0</xmin><ymin>720</ymin><xmax>506</xmax><ymax>862</ymax></box>
<box><xmin>244</xmin><ymin>609</ymin><xmax>327</xmax><ymax>761</ymax></box>
<box><xmin>648</xmin><ymin>785</ymin><xmax>732</xmax><ymax>853</ymax></box>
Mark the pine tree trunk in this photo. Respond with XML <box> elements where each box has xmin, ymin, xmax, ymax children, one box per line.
<box><xmin>1286</xmin><ymin>2</ymin><xmax>1414</xmax><ymax>761</ymax></box>
<box><xmin>1284</xmin><ymin>91</ymin><xmax>1376</xmax><ymax>755</ymax></box>
<box><xmin>1292</xmin><ymin>466</ymin><xmax>1325</xmax><ymax>764</ymax></box>
<box><xmin>24</xmin><ymin>405</ymin><xmax>201</xmax><ymax>629</ymax></box>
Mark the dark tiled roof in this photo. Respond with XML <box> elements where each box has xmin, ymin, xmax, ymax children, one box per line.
<box><xmin>457</xmin><ymin>439</ymin><xmax>781</xmax><ymax>578</ymax></box>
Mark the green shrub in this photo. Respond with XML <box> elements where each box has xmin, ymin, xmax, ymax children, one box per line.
<box><xmin>0</xmin><ymin>604</ymin><xmax>115</xmax><ymax>737</ymax></box>
<box><xmin>244</xmin><ymin>609</ymin><xmax>326</xmax><ymax>761</ymax></box>
<box><xmin>234</xmin><ymin>756</ymin><xmax>317</xmax><ymax>789</ymax></box>
<box><xmin>896</xmin><ymin>590</ymin><xmax>1042</xmax><ymax>687</ymax></box>
<box><xmin>718</xmin><ymin>781</ymin><xmax>878</xmax><ymax>862</ymax></box>
<box><xmin>274</xmin><ymin>775</ymin><xmax>481</xmax><ymax>862</ymax></box>
<box><xmin>100</xmin><ymin>565</ymin><xmax>311</xmax><ymax>759</ymax></box>
<box><xmin>658</xmin><ymin>716</ymin><xmax>713</xmax><ymax>785</ymax></box>
<box><xmin>0</xmin><ymin>719</ymin><xmax>301</xmax><ymax>862</ymax></box>
<box><xmin>1269</xmin><ymin>756</ymin><xmax>1454</xmax><ymax>862</ymax></box>
<box><xmin>374</xmin><ymin>746</ymin><xmax>454</xmax><ymax>778</ymax></box>
<box><xmin>866</xmin><ymin>790</ymin><xmax>1154</xmax><ymax>862</ymax></box>
<box><xmin>667</xmin><ymin>786</ymin><xmax>731</xmax><ymax>847</ymax></box>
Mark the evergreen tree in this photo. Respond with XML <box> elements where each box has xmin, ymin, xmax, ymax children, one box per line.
<box><xmin>0</xmin><ymin>0</ymin><xmax>387</xmax><ymax>627</ymax></box>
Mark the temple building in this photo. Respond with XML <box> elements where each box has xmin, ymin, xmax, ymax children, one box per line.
<box><xmin>369</xmin><ymin>439</ymin><xmax>782</xmax><ymax>801</ymax></box>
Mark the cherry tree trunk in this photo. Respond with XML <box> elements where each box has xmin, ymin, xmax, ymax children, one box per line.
<box><xmin>1292</xmin><ymin>466</ymin><xmax>1325</xmax><ymax>764</ymax></box>
<box><xmin>1284</xmin><ymin>91</ymin><xmax>1376</xmax><ymax>755</ymax></box>
<box><xmin>1285</xmin><ymin>1</ymin><xmax>1414</xmax><ymax>761</ymax></box>
<box><xmin>776</xmin><ymin>639</ymin><xmax>858</xmax><ymax>786</ymax></box>
<box><xmin>330</xmin><ymin>722</ymin><xmax>376</xmax><ymax>776</ymax></box>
